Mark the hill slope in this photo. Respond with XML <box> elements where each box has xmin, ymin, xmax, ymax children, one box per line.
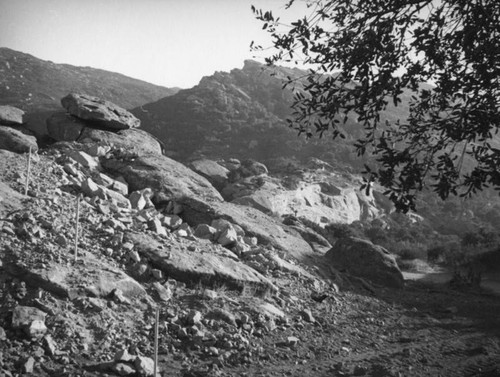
<box><xmin>132</xmin><ymin>60</ymin><xmax>364</xmax><ymax>168</ymax></box>
<box><xmin>0</xmin><ymin>47</ymin><xmax>178</xmax><ymax>111</ymax></box>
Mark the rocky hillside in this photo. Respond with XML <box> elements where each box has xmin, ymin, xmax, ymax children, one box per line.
<box><xmin>0</xmin><ymin>48</ymin><xmax>178</xmax><ymax>112</ymax></box>
<box><xmin>1</xmin><ymin>96</ymin><xmax>500</xmax><ymax>376</ymax></box>
<box><xmin>132</xmin><ymin>60</ymin><xmax>365</xmax><ymax>168</ymax></box>
<box><xmin>132</xmin><ymin>59</ymin><xmax>500</xmax><ymax>240</ymax></box>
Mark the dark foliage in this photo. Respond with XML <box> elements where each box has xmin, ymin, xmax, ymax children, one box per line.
<box><xmin>253</xmin><ymin>0</ymin><xmax>500</xmax><ymax>212</ymax></box>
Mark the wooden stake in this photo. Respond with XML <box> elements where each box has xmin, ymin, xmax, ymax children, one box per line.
<box><xmin>24</xmin><ymin>147</ymin><xmax>31</xmax><ymax>196</ymax></box>
<box><xmin>154</xmin><ymin>307</ymin><xmax>159</xmax><ymax>377</ymax></box>
<box><xmin>74</xmin><ymin>195</ymin><xmax>80</xmax><ymax>261</ymax></box>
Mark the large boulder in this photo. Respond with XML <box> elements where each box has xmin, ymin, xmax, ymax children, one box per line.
<box><xmin>78</xmin><ymin>128</ymin><xmax>163</xmax><ymax>155</ymax></box>
<box><xmin>46</xmin><ymin>112</ymin><xmax>85</xmax><ymax>141</ymax></box>
<box><xmin>126</xmin><ymin>232</ymin><xmax>277</xmax><ymax>294</ymax></box>
<box><xmin>101</xmin><ymin>154</ymin><xmax>223</xmax><ymax>203</ymax></box>
<box><xmin>0</xmin><ymin>105</ymin><xmax>24</xmax><ymax>126</ymax></box>
<box><xmin>61</xmin><ymin>93</ymin><xmax>140</xmax><ymax>130</ymax></box>
<box><xmin>0</xmin><ymin>126</ymin><xmax>38</xmax><ymax>153</ymax></box>
<box><xmin>7</xmin><ymin>251</ymin><xmax>149</xmax><ymax>302</ymax></box>
<box><xmin>177</xmin><ymin>197</ymin><xmax>313</xmax><ymax>260</ymax></box>
<box><xmin>190</xmin><ymin>159</ymin><xmax>229</xmax><ymax>190</ymax></box>
<box><xmin>325</xmin><ymin>237</ymin><xmax>404</xmax><ymax>289</ymax></box>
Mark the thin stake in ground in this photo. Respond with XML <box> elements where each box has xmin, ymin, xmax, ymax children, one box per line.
<box><xmin>74</xmin><ymin>194</ymin><xmax>80</xmax><ymax>261</ymax></box>
<box><xmin>24</xmin><ymin>147</ymin><xmax>31</xmax><ymax>196</ymax></box>
<box><xmin>154</xmin><ymin>307</ymin><xmax>159</xmax><ymax>377</ymax></box>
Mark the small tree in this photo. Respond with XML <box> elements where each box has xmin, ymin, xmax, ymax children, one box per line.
<box><xmin>253</xmin><ymin>0</ymin><xmax>500</xmax><ymax>211</ymax></box>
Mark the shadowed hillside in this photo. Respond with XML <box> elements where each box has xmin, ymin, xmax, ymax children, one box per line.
<box><xmin>132</xmin><ymin>60</ymin><xmax>365</xmax><ymax>169</ymax></box>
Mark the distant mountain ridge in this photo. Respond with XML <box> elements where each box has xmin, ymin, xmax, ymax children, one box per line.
<box><xmin>0</xmin><ymin>47</ymin><xmax>178</xmax><ymax>111</ymax></box>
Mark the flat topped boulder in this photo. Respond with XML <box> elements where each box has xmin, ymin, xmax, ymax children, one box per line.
<box><xmin>0</xmin><ymin>105</ymin><xmax>24</xmax><ymax>125</ymax></box>
<box><xmin>61</xmin><ymin>93</ymin><xmax>140</xmax><ymax>130</ymax></box>
<box><xmin>325</xmin><ymin>237</ymin><xmax>404</xmax><ymax>289</ymax></box>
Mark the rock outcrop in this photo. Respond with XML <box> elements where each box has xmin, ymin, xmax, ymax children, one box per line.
<box><xmin>78</xmin><ymin>128</ymin><xmax>163</xmax><ymax>155</ymax></box>
<box><xmin>126</xmin><ymin>232</ymin><xmax>277</xmax><ymax>294</ymax></box>
<box><xmin>102</xmin><ymin>154</ymin><xmax>223</xmax><ymax>203</ymax></box>
<box><xmin>226</xmin><ymin>171</ymin><xmax>382</xmax><ymax>227</ymax></box>
<box><xmin>46</xmin><ymin>94</ymin><xmax>163</xmax><ymax>156</ymax></box>
<box><xmin>325</xmin><ymin>237</ymin><xmax>404</xmax><ymax>289</ymax></box>
<box><xmin>177</xmin><ymin>197</ymin><xmax>313</xmax><ymax>260</ymax></box>
<box><xmin>61</xmin><ymin>93</ymin><xmax>140</xmax><ymax>130</ymax></box>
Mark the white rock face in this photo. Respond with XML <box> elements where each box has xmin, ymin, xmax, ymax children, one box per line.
<box><xmin>232</xmin><ymin>178</ymin><xmax>381</xmax><ymax>227</ymax></box>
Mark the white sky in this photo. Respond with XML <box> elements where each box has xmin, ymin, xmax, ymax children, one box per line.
<box><xmin>0</xmin><ymin>0</ymin><xmax>303</xmax><ymax>88</ymax></box>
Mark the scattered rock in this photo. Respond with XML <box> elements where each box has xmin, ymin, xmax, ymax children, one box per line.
<box><xmin>299</xmin><ymin>308</ymin><xmax>315</xmax><ymax>323</ymax></box>
<box><xmin>162</xmin><ymin>214</ymin><xmax>182</xmax><ymax>229</ymax></box>
<box><xmin>286</xmin><ymin>336</ymin><xmax>300</xmax><ymax>346</ymax></box>
<box><xmin>67</xmin><ymin>150</ymin><xmax>99</xmax><ymax>170</ymax></box>
<box><xmin>43</xmin><ymin>334</ymin><xmax>58</xmax><ymax>356</ymax></box>
<box><xmin>205</xmin><ymin>308</ymin><xmax>237</xmax><ymax>326</ymax></box>
<box><xmin>194</xmin><ymin>224</ymin><xmax>217</xmax><ymax>240</ymax></box>
<box><xmin>187</xmin><ymin>310</ymin><xmax>203</xmax><ymax>325</ymax></box>
<box><xmin>134</xmin><ymin>355</ymin><xmax>157</xmax><ymax>376</ymax></box>
<box><xmin>27</xmin><ymin>319</ymin><xmax>48</xmax><ymax>338</ymax></box>
<box><xmin>148</xmin><ymin>218</ymin><xmax>167</xmax><ymax>236</ymax></box>
<box><xmin>178</xmin><ymin>197</ymin><xmax>314</xmax><ymax>260</ymax></box>
<box><xmin>112</xmin><ymin>362</ymin><xmax>136</xmax><ymax>376</ymax></box>
<box><xmin>129</xmin><ymin>189</ymin><xmax>154</xmax><ymax>210</ymax></box>
<box><xmin>22</xmin><ymin>356</ymin><xmax>35</xmax><ymax>374</ymax></box>
<box><xmin>256</xmin><ymin>302</ymin><xmax>286</xmax><ymax>319</ymax></box>
<box><xmin>152</xmin><ymin>282</ymin><xmax>172</xmax><ymax>302</ymax></box>
<box><xmin>11</xmin><ymin>306</ymin><xmax>47</xmax><ymax>338</ymax></box>
<box><xmin>151</xmin><ymin>269</ymin><xmax>163</xmax><ymax>280</ymax></box>
<box><xmin>217</xmin><ymin>226</ymin><xmax>238</xmax><ymax>247</ymax></box>
<box><xmin>114</xmin><ymin>349</ymin><xmax>135</xmax><ymax>363</ymax></box>
<box><xmin>235</xmin><ymin>159</ymin><xmax>268</xmax><ymax>178</ymax></box>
